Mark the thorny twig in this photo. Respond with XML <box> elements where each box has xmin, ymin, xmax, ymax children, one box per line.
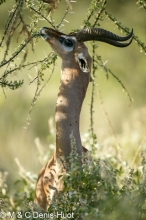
<box><xmin>0</xmin><ymin>33</ymin><xmax>40</xmax><ymax>68</ymax></box>
<box><xmin>57</xmin><ymin>5</ymin><xmax>70</xmax><ymax>29</ymax></box>
<box><xmin>29</xmin><ymin>6</ymin><xmax>56</xmax><ymax>30</ymax></box>
<box><xmin>25</xmin><ymin>53</ymin><xmax>57</xmax><ymax>129</ymax></box>
<box><xmin>95</xmin><ymin>56</ymin><xmax>133</xmax><ymax>105</ymax></box>
<box><xmin>2</xmin><ymin>1</ymin><xmax>24</xmax><ymax>61</ymax></box>
<box><xmin>0</xmin><ymin>1</ymin><xmax>21</xmax><ymax>47</ymax></box>
<box><xmin>97</xmin><ymin>84</ymin><xmax>123</xmax><ymax>161</ymax></box>
<box><xmin>1</xmin><ymin>57</ymin><xmax>48</xmax><ymax>80</ymax></box>
<box><xmin>93</xmin><ymin>0</ymin><xmax>107</xmax><ymax>27</ymax></box>
<box><xmin>105</xmin><ymin>11</ymin><xmax>146</xmax><ymax>54</ymax></box>
<box><xmin>136</xmin><ymin>0</ymin><xmax>146</xmax><ymax>9</ymax></box>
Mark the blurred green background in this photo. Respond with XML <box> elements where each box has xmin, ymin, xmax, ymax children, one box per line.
<box><xmin>0</xmin><ymin>0</ymin><xmax>146</xmax><ymax>187</ymax></box>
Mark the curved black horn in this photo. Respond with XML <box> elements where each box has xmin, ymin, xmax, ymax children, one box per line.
<box><xmin>96</xmin><ymin>37</ymin><xmax>133</xmax><ymax>47</ymax></box>
<box><xmin>76</xmin><ymin>28</ymin><xmax>133</xmax><ymax>47</ymax></box>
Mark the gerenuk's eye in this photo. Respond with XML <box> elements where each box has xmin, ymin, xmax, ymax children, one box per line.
<box><xmin>64</xmin><ymin>39</ymin><xmax>74</xmax><ymax>47</ymax></box>
<box><xmin>59</xmin><ymin>36</ymin><xmax>75</xmax><ymax>52</ymax></box>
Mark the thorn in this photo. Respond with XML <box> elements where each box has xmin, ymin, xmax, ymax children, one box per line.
<box><xmin>43</xmin><ymin>51</ymin><xmax>48</xmax><ymax>58</ymax></box>
<box><xmin>63</xmin><ymin>19</ymin><xmax>69</xmax><ymax>23</ymax></box>
<box><xmin>103</xmin><ymin>60</ymin><xmax>108</xmax><ymax>66</ymax></box>
<box><xmin>35</xmin><ymin>66</ymin><xmax>38</xmax><ymax>74</ymax></box>
<box><xmin>28</xmin><ymin>74</ymin><xmax>33</xmax><ymax>80</ymax></box>
<box><xmin>65</xmin><ymin>0</ymin><xmax>73</xmax><ymax>10</ymax></box>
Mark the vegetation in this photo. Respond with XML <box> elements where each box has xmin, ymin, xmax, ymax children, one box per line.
<box><xmin>0</xmin><ymin>0</ymin><xmax>146</xmax><ymax>219</ymax></box>
<box><xmin>0</xmin><ymin>124</ymin><xmax>146</xmax><ymax>219</ymax></box>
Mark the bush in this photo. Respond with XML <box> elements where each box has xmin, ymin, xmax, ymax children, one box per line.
<box><xmin>0</xmin><ymin>130</ymin><xmax>146</xmax><ymax>220</ymax></box>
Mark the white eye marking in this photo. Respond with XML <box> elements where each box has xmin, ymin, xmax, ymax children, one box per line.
<box><xmin>58</xmin><ymin>35</ymin><xmax>76</xmax><ymax>52</ymax></box>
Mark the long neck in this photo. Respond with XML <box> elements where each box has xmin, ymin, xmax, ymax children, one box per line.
<box><xmin>55</xmin><ymin>60</ymin><xmax>90</xmax><ymax>158</ymax></box>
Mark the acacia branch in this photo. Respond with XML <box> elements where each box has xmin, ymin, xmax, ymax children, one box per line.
<box><xmin>105</xmin><ymin>11</ymin><xmax>146</xmax><ymax>53</ymax></box>
<box><xmin>95</xmin><ymin>55</ymin><xmax>133</xmax><ymax>105</ymax></box>
<box><xmin>29</xmin><ymin>6</ymin><xmax>56</xmax><ymax>30</ymax></box>
<box><xmin>0</xmin><ymin>33</ymin><xmax>40</xmax><ymax>68</ymax></box>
